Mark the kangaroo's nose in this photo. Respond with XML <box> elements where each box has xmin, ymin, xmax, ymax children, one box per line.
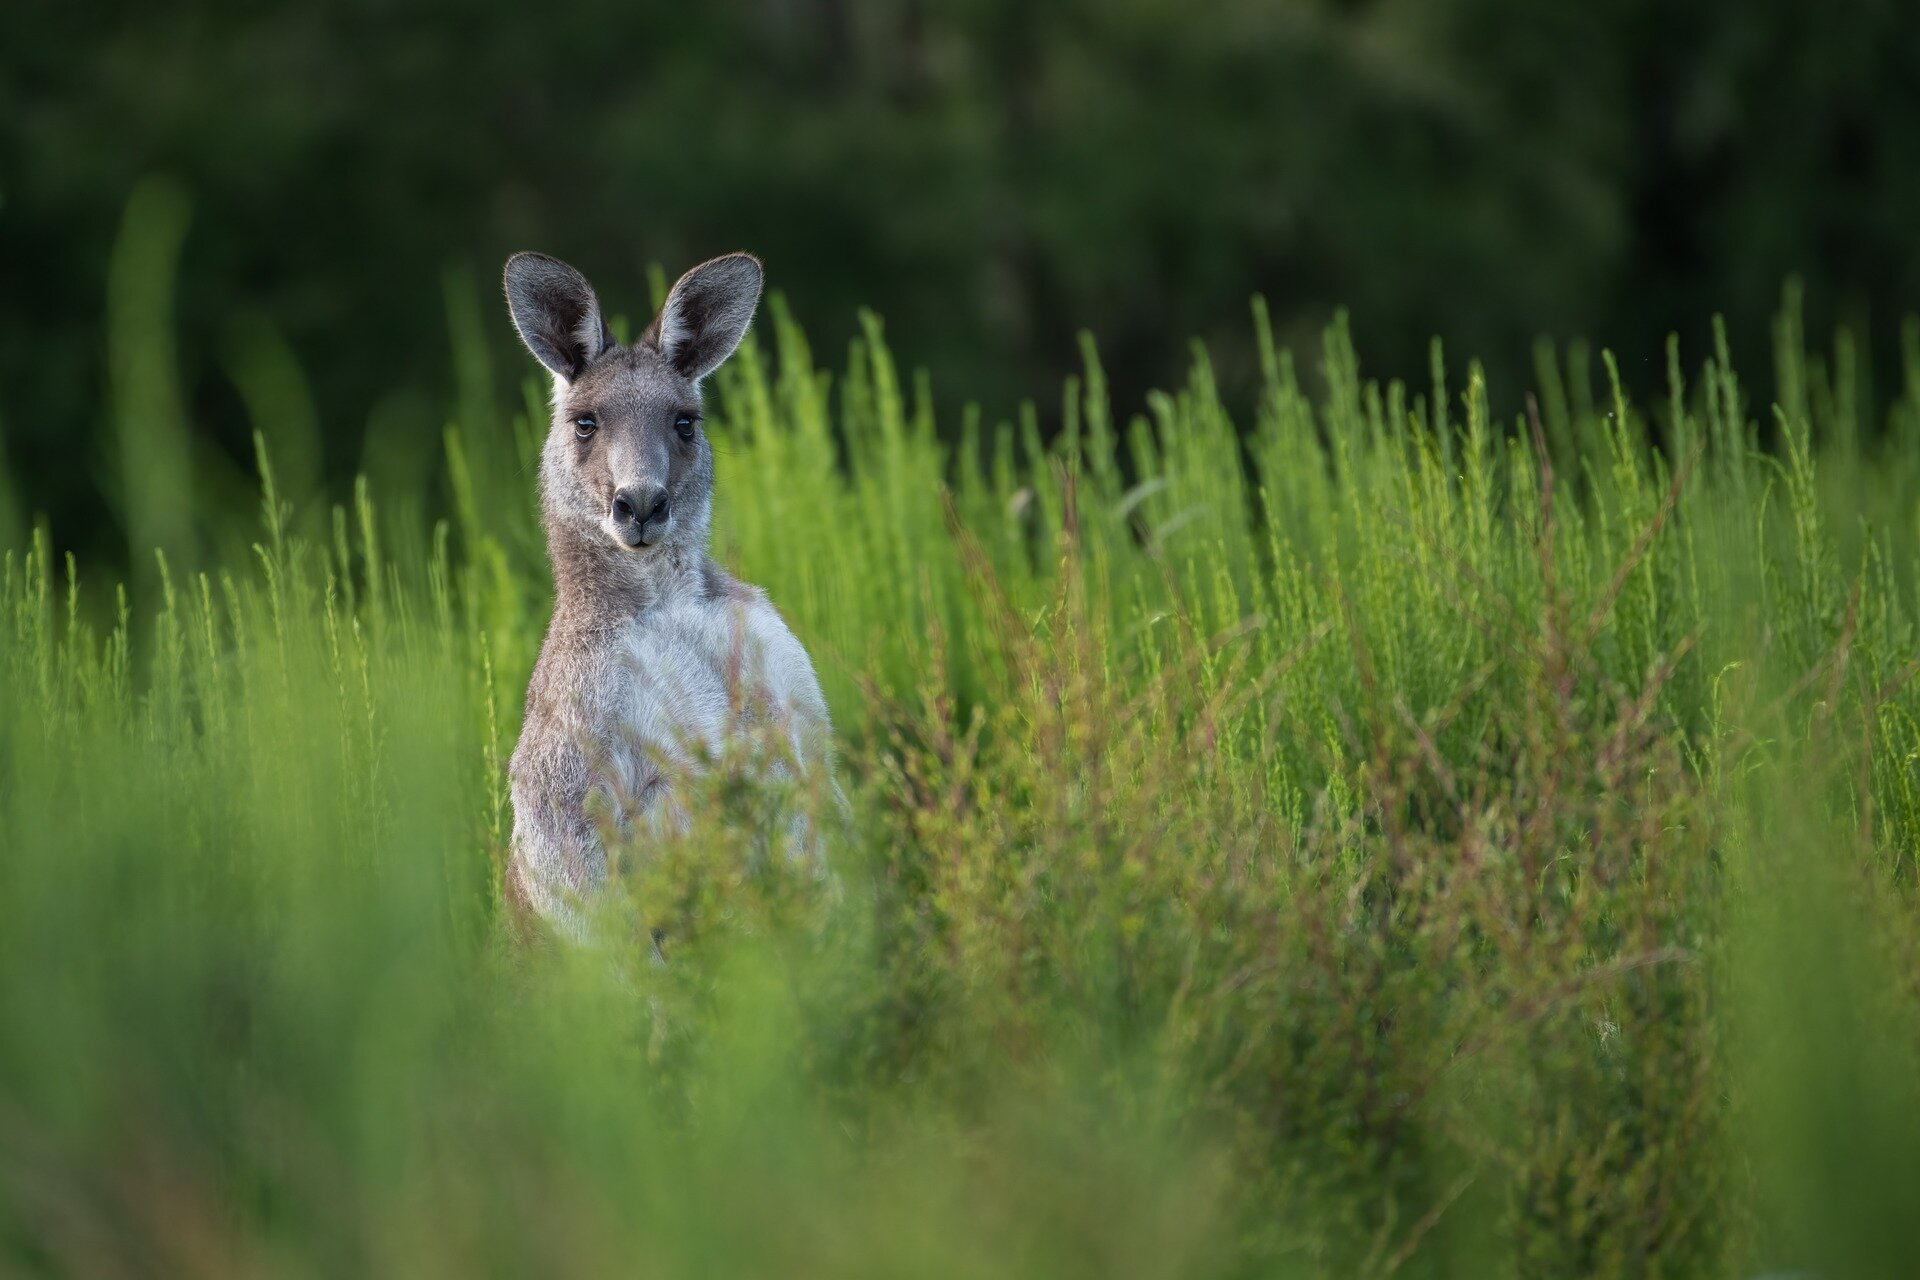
<box><xmin>610</xmin><ymin>485</ymin><xmax>670</xmax><ymax>547</ymax></box>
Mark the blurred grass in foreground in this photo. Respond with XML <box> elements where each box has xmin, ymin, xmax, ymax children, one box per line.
<box><xmin>4</xmin><ymin>219</ymin><xmax>1920</xmax><ymax>1276</ymax></box>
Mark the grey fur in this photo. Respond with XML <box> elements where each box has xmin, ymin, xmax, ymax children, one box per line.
<box><xmin>645</xmin><ymin>253</ymin><xmax>764</xmax><ymax>380</ymax></box>
<box><xmin>503</xmin><ymin>250</ymin><xmax>834</xmax><ymax>939</ymax></box>
<box><xmin>504</xmin><ymin>253</ymin><xmax>612</xmax><ymax>380</ymax></box>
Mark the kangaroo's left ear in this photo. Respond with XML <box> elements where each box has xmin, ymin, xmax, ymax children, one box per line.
<box><xmin>648</xmin><ymin>252</ymin><xmax>763</xmax><ymax>381</ymax></box>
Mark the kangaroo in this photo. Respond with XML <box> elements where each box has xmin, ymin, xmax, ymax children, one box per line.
<box><xmin>502</xmin><ymin>250</ymin><xmax>835</xmax><ymax>939</ymax></box>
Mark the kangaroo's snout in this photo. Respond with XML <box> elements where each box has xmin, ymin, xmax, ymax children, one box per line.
<box><xmin>611</xmin><ymin>484</ymin><xmax>670</xmax><ymax>548</ymax></box>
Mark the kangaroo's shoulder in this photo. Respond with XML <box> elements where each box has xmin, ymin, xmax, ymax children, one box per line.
<box><xmin>520</xmin><ymin>605</ymin><xmax>613</xmax><ymax>709</ymax></box>
<box><xmin>731</xmin><ymin>586</ymin><xmax>828</xmax><ymax>721</ymax></box>
<box><xmin>692</xmin><ymin>556</ymin><xmax>762</xmax><ymax>608</ymax></box>
<box><xmin>684</xmin><ymin>556</ymin><xmax>818</xmax><ymax>697</ymax></box>
<box><xmin>511</xmin><ymin>607</ymin><xmax>635</xmax><ymax>774</ymax></box>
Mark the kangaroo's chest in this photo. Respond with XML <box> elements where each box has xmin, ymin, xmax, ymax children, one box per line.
<box><xmin>602</xmin><ymin>599</ymin><xmax>763</xmax><ymax>765</ymax></box>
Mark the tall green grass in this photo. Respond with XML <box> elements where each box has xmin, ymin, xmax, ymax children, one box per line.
<box><xmin>4</xmin><ymin>222</ymin><xmax>1920</xmax><ymax>1275</ymax></box>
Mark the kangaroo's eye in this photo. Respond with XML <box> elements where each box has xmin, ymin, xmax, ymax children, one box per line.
<box><xmin>574</xmin><ymin>414</ymin><xmax>598</xmax><ymax>439</ymax></box>
<box><xmin>674</xmin><ymin>414</ymin><xmax>698</xmax><ymax>441</ymax></box>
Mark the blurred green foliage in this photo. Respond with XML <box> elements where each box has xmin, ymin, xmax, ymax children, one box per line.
<box><xmin>7</xmin><ymin>0</ymin><xmax>1920</xmax><ymax>566</ymax></box>
<box><xmin>7</xmin><ymin>7</ymin><xmax>1920</xmax><ymax>1270</ymax></box>
<box><xmin>4</xmin><ymin>195</ymin><xmax>1920</xmax><ymax>1271</ymax></box>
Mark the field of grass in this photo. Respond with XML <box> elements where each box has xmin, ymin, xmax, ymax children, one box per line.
<box><xmin>5</xmin><ymin>234</ymin><xmax>1920</xmax><ymax>1276</ymax></box>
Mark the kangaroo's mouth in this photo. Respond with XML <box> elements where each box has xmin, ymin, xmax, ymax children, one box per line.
<box><xmin>607</xmin><ymin>517</ymin><xmax>670</xmax><ymax>550</ymax></box>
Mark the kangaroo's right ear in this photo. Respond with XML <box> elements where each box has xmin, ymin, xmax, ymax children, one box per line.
<box><xmin>503</xmin><ymin>253</ymin><xmax>612</xmax><ymax>382</ymax></box>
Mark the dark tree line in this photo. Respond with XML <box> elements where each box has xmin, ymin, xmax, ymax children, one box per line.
<box><xmin>5</xmin><ymin>0</ymin><xmax>1919</xmax><ymax>559</ymax></box>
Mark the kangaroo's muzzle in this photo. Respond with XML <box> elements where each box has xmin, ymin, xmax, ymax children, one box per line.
<box><xmin>611</xmin><ymin>485</ymin><xmax>671</xmax><ymax>548</ymax></box>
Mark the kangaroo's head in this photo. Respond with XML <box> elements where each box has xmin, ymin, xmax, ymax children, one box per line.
<box><xmin>504</xmin><ymin>251</ymin><xmax>762</xmax><ymax>561</ymax></box>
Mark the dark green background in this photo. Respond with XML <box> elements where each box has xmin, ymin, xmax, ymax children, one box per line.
<box><xmin>6</xmin><ymin>0</ymin><xmax>1919</xmax><ymax>561</ymax></box>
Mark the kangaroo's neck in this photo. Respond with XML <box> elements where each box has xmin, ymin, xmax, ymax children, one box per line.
<box><xmin>544</xmin><ymin>519</ymin><xmax>714</xmax><ymax>624</ymax></box>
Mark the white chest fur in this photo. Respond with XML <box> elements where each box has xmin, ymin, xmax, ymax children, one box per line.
<box><xmin>507</xmin><ymin>583</ymin><xmax>833</xmax><ymax>935</ymax></box>
<box><xmin>592</xmin><ymin>592</ymin><xmax>830</xmax><ymax>834</ymax></box>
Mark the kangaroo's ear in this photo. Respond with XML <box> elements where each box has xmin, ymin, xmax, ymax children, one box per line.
<box><xmin>648</xmin><ymin>252</ymin><xmax>763</xmax><ymax>381</ymax></box>
<box><xmin>503</xmin><ymin>252</ymin><xmax>611</xmax><ymax>382</ymax></box>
